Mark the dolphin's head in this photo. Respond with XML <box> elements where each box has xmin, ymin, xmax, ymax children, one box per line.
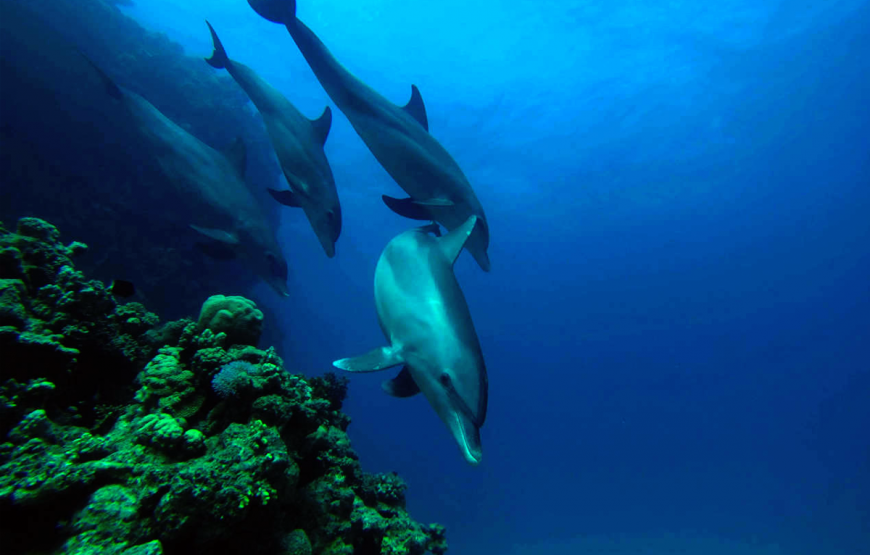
<box><xmin>237</xmin><ymin>227</ymin><xmax>290</xmax><ymax>297</ymax></box>
<box><xmin>465</xmin><ymin>215</ymin><xmax>491</xmax><ymax>272</ymax></box>
<box><xmin>416</xmin><ymin>355</ymin><xmax>488</xmax><ymax>465</ymax></box>
<box><xmin>259</xmin><ymin>249</ymin><xmax>290</xmax><ymax>297</ymax></box>
<box><xmin>306</xmin><ymin>203</ymin><xmax>342</xmax><ymax>258</ymax></box>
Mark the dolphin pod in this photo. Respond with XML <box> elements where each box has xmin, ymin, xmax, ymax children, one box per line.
<box><xmin>333</xmin><ymin>217</ymin><xmax>488</xmax><ymax>465</ymax></box>
<box><xmin>205</xmin><ymin>22</ymin><xmax>342</xmax><ymax>258</ymax></box>
<box><xmin>243</xmin><ymin>0</ymin><xmax>492</xmax><ymax>464</ymax></box>
<box><xmin>9</xmin><ymin>0</ymin><xmax>492</xmax><ymax>464</ymax></box>
<box><xmin>247</xmin><ymin>0</ymin><xmax>492</xmax><ymax>273</ymax></box>
<box><xmin>87</xmin><ymin>59</ymin><xmax>291</xmax><ymax>298</ymax></box>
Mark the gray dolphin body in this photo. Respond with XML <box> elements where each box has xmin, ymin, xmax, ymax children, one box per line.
<box><xmin>205</xmin><ymin>22</ymin><xmax>341</xmax><ymax>258</ymax></box>
<box><xmin>92</xmin><ymin>67</ymin><xmax>290</xmax><ymax>297</ymax></box>
<box><xmin>333</xmin><ymin>216</ymin><xmax>488</xmax><ymax>465</ymax></box>
<box><xmin>247</xmin><ymin>0</ymin><xmax>491</xmax><ymax>272</ymax></box>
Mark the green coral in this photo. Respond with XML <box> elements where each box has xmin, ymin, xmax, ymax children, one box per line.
<box><xmin>0</xmin><ymin>216</ymin><xmax>448</xmax><ymax>555</ymax></box>
<box><xmin>136</xmin><ymin>347</ymin><xmax>202</xmax><ymax>419</ymax></box>
<box><xmin>0</xmin><ymin>218</ymin><xmax>163</xmax><ymax>437</ymax></box>
<box><xmin>132</xmin><ymin>413</ymin><xmax>185</xmax><ymax>452</ymax></box>
<box><xmin>196</xmin><ymin>294</ymin><xmax>263</xmax><ymax>347</ymax></box>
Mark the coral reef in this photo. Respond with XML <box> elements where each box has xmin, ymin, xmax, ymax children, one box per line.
<box><xmin>0</xmin><ymin>219</ymin><xmax>447</xmax><ymax>555</ymax></box>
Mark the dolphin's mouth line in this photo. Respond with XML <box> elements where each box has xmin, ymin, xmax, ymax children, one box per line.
<box><xmin>452</xmin><ymin>412</ymin><xmax>478</xmax><ymax>462</ymax></box>
<box><xmin>446</xmin><ymin>383</ymin><xmax>483</xmax><ymax>428</ymax></box>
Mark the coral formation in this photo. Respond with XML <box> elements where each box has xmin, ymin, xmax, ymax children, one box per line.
<box><xmin>0</xmin><ymin>219</ymin><xmax>447</xmax><ymax>555</ymax></box>
<box><xmin>197</xmin><ymin>294</ymin><xmax>264</xmax><ymax>347</ymax></box>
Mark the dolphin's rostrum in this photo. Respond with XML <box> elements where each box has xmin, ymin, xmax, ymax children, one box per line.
<box><xmin>205</xmin><ymin>21</ymin><xmax>341</xmax><ymax>258</ymax></box>
<box><xmin>333</xmin><ymin>217</ymin><xmax>488</xmax><ymax>465</ymax></box>
<box><xmin>247</xmin><ymin>0</ymin><xmax>492</xmax><ymax>271</ymax></box>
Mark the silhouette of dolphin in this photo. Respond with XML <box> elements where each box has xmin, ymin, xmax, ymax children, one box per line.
<box><xmin>205</xmin><ymin>21</ymin><xmax>341</xmax><ymax>258</ymax></box>
<box><xmin>247</xmin><ymin>0</ymin><xmax>492</xmax><ymax>271</ymax></box>
<box><xmin>333</xmin><ymin>217</ymin><xmax>488</xmax><ymax>465</ymax></box>
<box><xmin>87</xmin><ymin>60</ymin><xmax>290</xmax><ymax>297</ymax></box>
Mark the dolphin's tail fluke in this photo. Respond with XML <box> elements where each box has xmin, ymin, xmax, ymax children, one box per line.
<box><xmin>204</xmin><ymin>21</ymin><xmax>229</xmax><ymax>69</ymax></box>
<box><xmin>248</xmin><ymin>0</ymin><xmax>296</xmax><ymax>24</ymax></box>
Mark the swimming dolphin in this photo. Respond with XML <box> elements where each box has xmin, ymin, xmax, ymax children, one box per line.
<box><xmin>333</xmin><ymin>217</ymin><xmax>488</xmax><ymax>465</ymax></box>
<box><xmin>87</xmin><ymin>61</ymin><xmax>290</xmax><ymax>297</ymax></box>
<box><xmin>205</xmin><ymin>22</ymin><xmax>341</xmax><ymax>258</ymax></box>
<box><xmin>247</xmin><ymin>0</ymin><xmax>492</xmax><ymax>272</ymax></box>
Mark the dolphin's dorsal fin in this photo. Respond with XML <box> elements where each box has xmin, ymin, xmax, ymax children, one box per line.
<box><xmin>190</xmin><ymin>224</ymin><xmax>239</xmax><ymax>244</ymax></box>
<box><xmin>311</xmin><ymin>106</ymin><xmax>332</xmax><ymax>145</ymax></box>
<box><xmin>382</xmin><ymin>367</ymin><xmax>421</xmax><ymax>398</ymax></box>
<box><xmin>205</xmin><ymin>21</ymin><xmax>229</xmax><ymax>70</ymax></box>
<box><xmin>223</xmin><ymin>137</ymin><xmax>247</xmax><ymax>177</ymax></box>
<box><xmin>403</xmin><ymin>84</ymin><xmax>428</xmax><ymax>131</ymax></box>
<box><xmin>333</xmin><ymin>346</ymin><xmax>403</xmax><ymax>372</ymax></box>
<box><xmin>439</xmin><ymin>215</ymin><xmax>478</xmax><ymax>267</ymax></box>
<box><xmin>268</xmin><ymin>188</ymin><xmax>302</xmax><ymax>208</ymax></box>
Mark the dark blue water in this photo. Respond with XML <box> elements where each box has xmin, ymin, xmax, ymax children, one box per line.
<box><xmin>7</xmin><ymin>0</ymin><xmax>870</xmax><ymax>553</ymax></box>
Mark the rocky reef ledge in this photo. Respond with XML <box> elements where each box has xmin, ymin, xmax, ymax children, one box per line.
<box><xmin>0</xmin><ymin>218</ymin><xmax>447</xmax><ymax>555</ymax></box>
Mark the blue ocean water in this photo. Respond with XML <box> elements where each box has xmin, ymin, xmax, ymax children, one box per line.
<box><xmin>6</xmin><ymin>0</ymin><xmax>870</xmax><ymax>553</ymax></box>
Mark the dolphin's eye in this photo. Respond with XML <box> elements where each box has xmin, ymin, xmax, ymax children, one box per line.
<box><xmin>439</xmin><ymin>373</ymin><xmax>451</xmax><ymax>387</ymax></box>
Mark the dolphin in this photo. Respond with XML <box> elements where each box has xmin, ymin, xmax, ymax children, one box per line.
<box><xmin>333</xmin><ymin>217</ymin><xmax>488</xmax><ymax>465</ymax></box>
<box><xmin>87</xmin><ymin>60</ymin><xmax>291</xmax><ymax>297</ymax></box>
<box><xmin>205</xmin><ymin>22</ymin><xmax>341</xmax><ymax>258</ymax></box>
<box><xmin>247</xmin><ymin>0</ymin><xmax>492</xmax><ymax>272</ymax></box>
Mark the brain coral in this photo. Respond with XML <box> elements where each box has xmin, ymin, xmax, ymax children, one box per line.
<box><xmin>196</xmin><ymin>295</ymin><xmax>263</xmax><ymax>347</ymax></box>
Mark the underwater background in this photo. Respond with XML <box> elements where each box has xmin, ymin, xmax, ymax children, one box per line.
<box><xmin>1</xmin><ymin>0</ymin><xmax>869</xmax><ymax>554</ymax></box>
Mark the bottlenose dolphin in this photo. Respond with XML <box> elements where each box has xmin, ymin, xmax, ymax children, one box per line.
<box><xmin>247</xmin><ymin>0</ymin><xmax>492</xmax><ymax>272</ymax></box>
<box><xmin>88</xmin><ymin>62</ymin><xmax>290</xmax><ymax>297</ymax></box>
<box><xmin>333</xmin><ymin>217</ymin><xmax>488</xmax><ymax>465</ymax></box>
<box><xmin>205</xmin><ymin>22</ymin><xmax>341</xmax><ymax>258</ymax></box>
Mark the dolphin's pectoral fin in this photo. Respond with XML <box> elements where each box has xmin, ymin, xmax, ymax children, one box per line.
<box><xmin>311</xmin><ymin>106</ymin><xmax>332</xmax><ymax>145</ymax></box>
<box><xmin>190</xmin><ymin>225</ymin><xmax>240</xmax><ymax>245</ymax></box>
<box><xmin>381</xmin><ymin>367</ymin><xmax>421</xmax><ymax>398</ymax></box>
<box><xmin>382</xmin><ymin>196</ymin><xmax>455</xmax><ymax>220</ymax></box>
<box><xmin>382</xmin><ymin>195</ymin><xmax>431</xmax><ymax>220</ymax></box>
<box><xmin>439</xmin><ymin>215</ymin><xmax>478</xmax><ymax>266</ymax></box>
<box><xmin>268</xmin><ymin>188</ymin><xmax>302</xmax><ymax>208</ymax></box>
<box><xmin>403</xmin><ymin>84</ymin><xmax>429</xmax><ymax>131</ymax></box>
<box><xmin>195</xmin><ymin>241</ymin><xmax>237</xmax><ymax>260</ymax></box>
<box><xmin>223</xmin><ymin>137</ymin><xmax>247</xmax><ymax>177</ymax></box>
<box><xmin>414</xmin><ymin>198</ymin><xmax>454</xmax><ymax>207</ymax></box>
<box><xmin>333</xmin><ymin>346</ymin><xmax>403</xmax><ymax>373</ymax></box>
<box><xmin>78</xmin><ymin>51</ymin><xmax>123</xmax><ymax>100</ymax></box>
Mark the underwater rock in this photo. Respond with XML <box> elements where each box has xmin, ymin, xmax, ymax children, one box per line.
<box><xmin>0</xmin><ymin>216</ymin><xmax>448</xmax><ymax>555</ymax></box>
<box><xmin>197</xmin><ymin>294</ymin><xmax>264</xmax><ymax>347</ymax></box>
